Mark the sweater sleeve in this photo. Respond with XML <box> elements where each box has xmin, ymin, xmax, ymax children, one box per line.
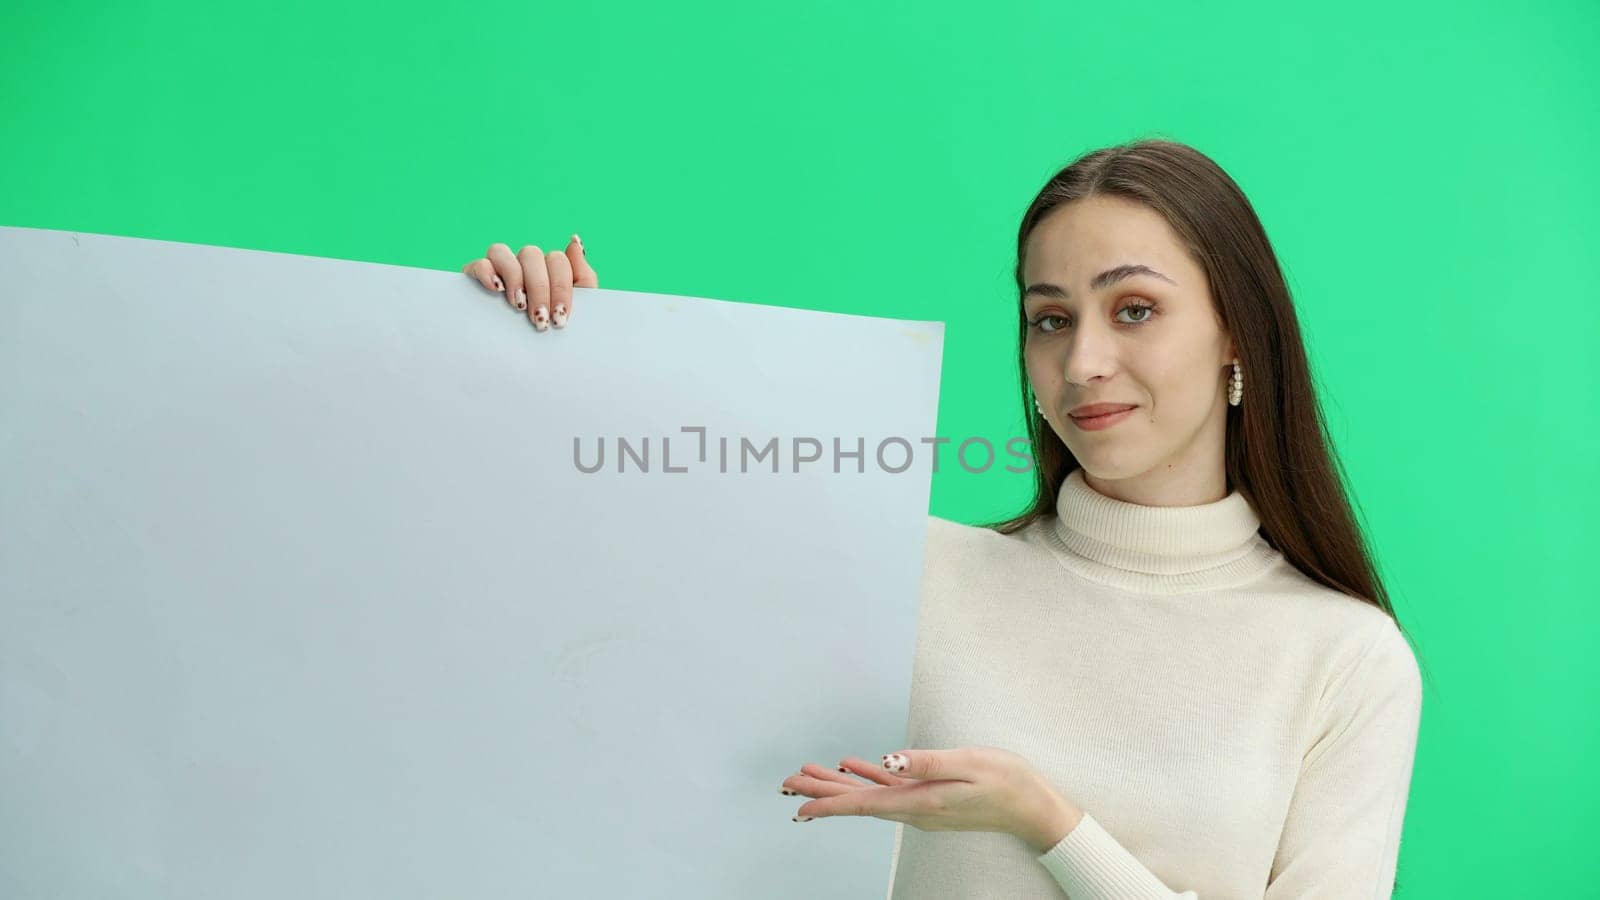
<box><xmin>1033</xmin><ymin>617</ymin><xmax>1422</xmax><ymax>899</ymax></box>
<box><xmin>1034</xmin><ymin>813</ymin><xmax>1200</xmax><ymax>899</ymax></box>
<box><xmin>1263</xmin><ymin>617</ymin><xmax>1422</xmax><ymax>898</ymax></box>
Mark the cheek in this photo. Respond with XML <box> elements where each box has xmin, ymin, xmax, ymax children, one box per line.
<box><xmin>1023</xmin><ymin>347</ymin><xmax>1056</xmax><ymax>388</ymax></box>
<box><xmin>1144</xmin><ymin>355</ymin><xmax>1217</xmax><ymax>417</ymax></box>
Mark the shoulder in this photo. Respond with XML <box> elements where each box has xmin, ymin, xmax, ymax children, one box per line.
<box><xmin>924</xmin><ymin>513</ymin><xmax>988</xmax><ymax>545</ymax></box>
<box><xmin>1222</xmin><ymin>547</ymin><xmax>1427</xmax><ymax>701</ymax></box>
<box><xmin>913</xmin><ymin>515</ymin><xmax>1026</xmax><ymax>615</ymax></box>
<box><xmin>1241</xmin><ymin>554</ymin><xmax>1422</xmax><ymax>703</ymax></box>
<box><xmin>922</xmin><ymin>513</ymin><xmax>1020</xmax><ymax>565</ymax></box>
<box><xmin>1336</xmin><ymin>612</ymin><xmax>1423</xmax><ymax>709</ymax></box>
<box><xmin>919</xmin><ymin>513</ymin><xmax>1056</xmax><ymax>594</ymax></box>
<box><xmin>1248</xmin><ymin>554</ymin><xmax>1397</xmax><ymax>635</ymax></box>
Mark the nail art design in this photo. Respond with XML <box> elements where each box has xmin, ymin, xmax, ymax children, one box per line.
<box><xmin>553</xmin><ymin>304</ymin><xmax>567</xmax><ymax>327</ymax></box>
<box><xmin>792</xmin><ymin>816</ymin><xmax>814</xmax><ymax>823</ymax></box>
<box><xmin>882</xmin><ymin>753</ymin><xmax>908</xmax><ymax>774</ymax></box>
<box><xmin>533</xmin><ymin>307</ymin><xmax>549</xmax><ymax>331</ymax></box>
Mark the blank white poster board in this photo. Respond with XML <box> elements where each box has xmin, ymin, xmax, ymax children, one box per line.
<box><xmin>0</xmin><ymin>226</ymin><xmax>944</xmax><ymax>898</ymax></box>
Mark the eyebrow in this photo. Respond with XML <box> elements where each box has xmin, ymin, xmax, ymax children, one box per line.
<box><xmin>1023</xmin><ymin>264</ymin><xmax>1177</xmax><ymax>302</ymax></box>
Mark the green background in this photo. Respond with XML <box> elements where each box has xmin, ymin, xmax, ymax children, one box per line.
<box><xmin>3</xmin><ymin>0</ymin><xmax>1596</xmax><ymax>893</ymax></box>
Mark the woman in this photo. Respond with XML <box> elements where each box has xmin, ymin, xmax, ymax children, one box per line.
<box><xmin>460</xmin><ymin>139</ymin><xmax>1426</xmax><ymax>899</ymax></box>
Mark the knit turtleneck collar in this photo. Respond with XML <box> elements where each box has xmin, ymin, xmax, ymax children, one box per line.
<box><xmin>1041</xmin><ymin>467</ymin><xmax>1281</xmax><ymax>594</ymax></box>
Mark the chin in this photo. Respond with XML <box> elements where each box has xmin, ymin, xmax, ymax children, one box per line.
<box><xmin>1070</xmin><ymin>452</ymin><xmax>1156</xmax><ymax>483</ymax></box>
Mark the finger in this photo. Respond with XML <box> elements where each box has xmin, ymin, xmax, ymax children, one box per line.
<box><xmin>517</xmin><ymin>244</ymin><xmax>551</xmax><ymax>331</ymax></box>
<box><xmin>566</xmin><ymin>232</ymin><xmax>598</xmax><ymax>288</ymax></box>
<box><xmin>837</xmin><ymin>757</ymin><xmax>909</xmax><ymax>787</ymax></box>
<box><xmin>461</xmin><ymin>258</ymin><xmax>504</xmax><ymax>295</ymax></box>
<box><xmin>795</xmin><ymin>781</ymin><xmax>926</xmax><ymax>821</ymax></box>
<box><xmin>798</xmin><ymin>762</ymin><xmax>861</xmax><ymax>787</ymax></box>
<box><xmin>545</xmin><ymin>248</ymin><xmax>574</xmax><ymax>329</ymax></box>
<box><xmin>781</xmin><ymin>773</ymin><xmax>859</xmax><ymax>799</ymax></box>
<box><xmin>559</xmin><ymin>233</ymin><xmax>592</xmax><ymax>327</ymax></box>
<box><xmin>883</xmin><ymin>748</ymin><xmax>971</xmax><ymax>782</ymax></box>
<box><xmin>485</xmin><ymin>243</ymin><xmax>525</xmax><ymax>312</ymax></box>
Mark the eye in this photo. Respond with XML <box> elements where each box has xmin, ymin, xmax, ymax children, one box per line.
<box><xmin>1030</xmin><ymin>314</ymin><xmax>1068</xmax><ymax>334</ymax></box>
<box><xmin>1028</xmin><ymin>300</ymin><xmax>1158</xmax><ymax>333</ymax></box>
<box><xmin>1117</xmin><ymin>301</ymin><xmax>1156</xmax><ymax>324</ymax></box>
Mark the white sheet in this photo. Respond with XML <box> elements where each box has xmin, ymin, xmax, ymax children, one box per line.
<box><xmin>0</xmin><ymin>226</ymin><xmax>945</xmax><ymax>898</ymax></box>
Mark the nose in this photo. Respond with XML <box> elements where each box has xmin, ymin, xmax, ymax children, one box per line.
<box><xmin>1060</xmin><ymin>323</ymin><xmax>1119</xmax><ymax>387</ymax></box>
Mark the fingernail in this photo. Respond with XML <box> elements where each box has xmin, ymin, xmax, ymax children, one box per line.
<box><xmin>493</xmin><ymin>276</ymin><xmax>504</xmax><ymax>292</ymax></box>
<box><xmin>533</xmin><ymin>307</ymin><xmax>549</xmax><ymax>331</ymax></box>
<box><xmin>553</xmin><ymin>304</ymin><xmax>567</xmax><ymax>328</ymax></box>
<box><xmin>837</xmin><ymin>766</ymin><xmax>849</xmax><ymax>773</ymax></box>
<box><xmin>516</xmin><ymin>288</ymin><xmax>527</xmax><ymax>310</ymax></box>
<box><xmin>779</xmin><ymin>787</ymin><xmax>796</xmax><ymax>796</ymax></box>
<box><xmin>572</xmin><ymin>233</ymin><xmax>583</xmax><ymax>249</ymax></box>
<box><xmin>792</xmin><ymin>816</ymin><xmax>814</xmax><ymax>823</ymax></box>
<box><xmin>882</xmin><ymin>753</ymin><xmax>908</xmax><ymax>773</ymax></box>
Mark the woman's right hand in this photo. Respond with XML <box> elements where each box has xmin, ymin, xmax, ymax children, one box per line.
<box><xmin>460</xmin><ymin>234</ymin><xmax>598</xmax><ymax>332</ymax></box>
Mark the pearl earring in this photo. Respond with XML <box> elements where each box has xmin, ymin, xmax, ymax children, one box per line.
<box><xmin>1034</xmin><ymin>396</ymin><xmax>1043</xmax><ymax>415</ymax></box>
<box><xmin>1229</xmin><ymin>358</ymin><xmax>1244</xmax><ymax>407</ymax></box>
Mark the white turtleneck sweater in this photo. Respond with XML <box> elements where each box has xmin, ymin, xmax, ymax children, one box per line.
<box><xmin>885</xmin><ymin>468</ymin><xmax>1422</xmax><ymax>899</ymax></box>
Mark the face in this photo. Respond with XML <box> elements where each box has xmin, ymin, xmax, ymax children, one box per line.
<box><xmin>1022</xmin><ymin>194</ymin><xmax>1237</xmax><ymax>504</ymax></box>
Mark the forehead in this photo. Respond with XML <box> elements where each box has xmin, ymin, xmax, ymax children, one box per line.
<box><xmin>1022</xmin><ymin>195</ymin><xmax>1198</xmax><ymax>287</ymax></box>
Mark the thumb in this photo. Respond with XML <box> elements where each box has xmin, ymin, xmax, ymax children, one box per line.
<box><xmin>566</xmin><ymin>233</ymin><xmax>599</xmax><ymax>288</ymax></box>
<box><xmin>881</xmin><ymin>749</ymin><xmax>940</xmax><ymax>779</ymax></box>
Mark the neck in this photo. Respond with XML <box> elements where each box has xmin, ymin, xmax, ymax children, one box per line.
<box><xmin>1079</xmin><ymin>459</ymin><xmax>1228</xmax><ymax>509</ymax></box>
<box><xmin>1043</xmin><ymin>467</ymin><xmax>1278</xmax><ymax>594</ymax></box>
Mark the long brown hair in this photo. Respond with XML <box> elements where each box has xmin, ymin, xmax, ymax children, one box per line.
<box><xmin>983</xmin><ymin>138</ymin><xmax>1431</xmax><ymax>687</ymax></box>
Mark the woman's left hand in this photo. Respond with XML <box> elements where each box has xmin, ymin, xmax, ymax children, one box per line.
<box><xmin>780</xmin><ymin>746</ymin><xmax>1083</xmax><ymax>852</ymax></box>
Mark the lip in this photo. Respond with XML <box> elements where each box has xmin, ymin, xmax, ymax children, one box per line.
<box><xmin>1068</xmin><ymin>402</ymin><xmax>1138</xmax><ymax>418</ymax></box>
<box><xmin>1068</xmin><ymin>406</ymin><xmax>1137</xmax><ymax>431</ymax></box>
